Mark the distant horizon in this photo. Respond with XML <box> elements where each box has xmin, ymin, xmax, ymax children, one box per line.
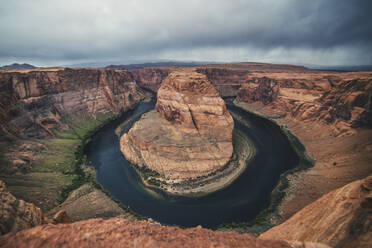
<box><xmin>2</xmin><ymin>60</ymin><xmax>372</xmax><ymax>71</ymax></box>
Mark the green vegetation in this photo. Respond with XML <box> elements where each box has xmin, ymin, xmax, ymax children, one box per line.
<box><xmin>48</xmin><ymin>112</ymin><xmax>119</xmax><ymax>203</ymax></box>
<box><xmin>0</xmin><ymin>112</ymin><xmax>125</xmax><ymax>209</ymax></box>
<box><xmin>33</xmin><ymin>138</ymin><xmax>81</xmax><ymax>173</ymax></box>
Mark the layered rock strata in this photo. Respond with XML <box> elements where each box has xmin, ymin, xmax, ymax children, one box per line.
<box><xmin>121</xmin><ymin>70</ymin><xmax>234</xmax><ymax>183</ymax></box>
<box><xmin>0</xmin><ymin>68</ymin><xmax>145</xmax><ymax>140</ymax></box>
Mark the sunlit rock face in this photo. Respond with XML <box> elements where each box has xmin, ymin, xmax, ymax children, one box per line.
<box><xmin>120</xmin><ymin>70</ymin><xmax>234</xmax><ymax>180</ymax></box>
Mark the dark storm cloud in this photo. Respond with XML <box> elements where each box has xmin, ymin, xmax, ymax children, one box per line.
<box><xmin>0</xmin><ymin>0</ymin><xmax>371</xmax><ymax>66</ymax></box>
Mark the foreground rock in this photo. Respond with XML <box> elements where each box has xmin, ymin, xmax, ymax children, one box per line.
<box><xmin>260</xmin><ymin>174</ymin><xmax>372</xmax><ymax>248</ymax></box>
<box><xmin>48</xmin><ymin>183</ymin><xmax>135</xmax><ymax>222</ymax></box>
<box><xmin>0</xmin><ymin>217</ymin><xmax>330</xmax><ymax>248</ymax></box>
<box><xmin>0</xmin><ymin>180</ymin><xmax>46</xmax><ymax>235</ymax></box>
<box><xmin>121</xmin><ymin>70</ymin><xmax>234</xmax><ymax>188</ymax></box>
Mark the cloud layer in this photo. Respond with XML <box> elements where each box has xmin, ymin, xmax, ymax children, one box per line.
<box><xmin>1</xmin><ymin>0</ymin><xmax>371</xmax><ymax>66</ymax></box>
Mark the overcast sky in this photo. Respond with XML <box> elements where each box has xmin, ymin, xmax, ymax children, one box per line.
<box><xmin>0</xmin><ymin>0</ymin><xmax>371</xmax><ymax>67</ymax></box>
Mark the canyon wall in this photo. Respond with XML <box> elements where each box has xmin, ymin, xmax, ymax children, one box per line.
<box><xmin>128</xmin><ymin>64</ymin><xmax>372</xmax><ymax>132</ymax></box>
<box><xmin>0</xmin><ymin>68</ymin><xmax>145</xmax><ymax>140</ymax></box>
<box><xmin>0</xmin><ymin>68</ymin><xmax>146</xmax><ymax>214</ymax></box>
<box><xmin>235</xmin><ymin>73</ymin><xmax>372</xmax><ymax>133</ymax></box>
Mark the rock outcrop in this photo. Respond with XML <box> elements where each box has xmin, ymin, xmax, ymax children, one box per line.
<box><xmin>0</xmin><ymin>180</ymin><xmax>46</xmax><ymax>235</ymax></box>
<box><xmin>121</xmin><ymin>70</ymin><xmax>234</xmax><ymax>182</ymax></box>
<box><xmin>0</xmin><ymin>217</ymin><xmax>330</xmax><ymax>248</ymax></box>
<box><xmin>260</xmin><ymin>175</ymin><xmax>372</xmax><ymax>248</ymax></box>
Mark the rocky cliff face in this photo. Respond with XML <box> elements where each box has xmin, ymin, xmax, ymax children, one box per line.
<box><xmin>120</xmin><ymin>70</ymin><xmax>234</xmax><ymax>183</ymax></box>
<box><xmin>0</xmin><ymin>180</ymin><xmax>45</xmax><ymax>235</ymax></box>
<box><xmin>235</xmin><ymin>72</ymin><xmax>372</xmax><ymax>136</ymax></box>
<box><xmin>0</xmin><ymin>68</ymin><xmax>146</xmax><ymax>173</ymax></box>
<box><xmin>0</xmin><ymin>217</ymin><xmax>330</xmax><ymax>248</ymax></box>
<box><xmin>0</xmin><ymin>68</ymin><xmax>146</xmax><ymax>214</ymax></box>
<box><xmin>0</xmin><ymin>68</ymin><xmax>145</xmax><ymax>139</ymax></box>
<box><xmin>127</xmin><ymin>64</ymin><xmax>372</xmax><ymax>135</ymax></box>
<box><xmin>260</xmin><ymin>174</ymin><xmax>372</xmax><ymax>248</ymax></box>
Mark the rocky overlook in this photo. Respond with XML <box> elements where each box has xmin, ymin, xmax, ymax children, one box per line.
<box><xmin>0</xmin><ymin>217</ymin><xmax>330</xmax><ymax>248</ymax></box>
<box><xmin>120</xmin><ymin>70</ymin><xmax>234</xmax><ymax>191</ymax></box>
<box><xmin>260</xmin><ymin>174</ymin><xmax>372</xmax><ymax>248</ymax></box>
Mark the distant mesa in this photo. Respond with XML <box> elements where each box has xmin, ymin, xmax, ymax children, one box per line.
<box><xmin>0</xmin><ymin>63</ymin><xmax>37</xmax><ymax>70</ymax></box>
<box><xmin>120</xmin><ymin>69</ymin><xmax>235</xmax><ymax>193</ymax></box>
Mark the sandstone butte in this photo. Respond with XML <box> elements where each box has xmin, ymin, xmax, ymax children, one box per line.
<box><xmin>120</xmin><ymin>70</ymin><xmax>234</xmax><ymax>183</ymax></box>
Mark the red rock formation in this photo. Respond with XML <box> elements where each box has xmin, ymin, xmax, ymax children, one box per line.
<box><xmin>126</xmin><ymin>64</ymin><xmax>372</xmax><ymax>133</ymax></box>
<box><xmin>0</xmin><ymin>68</ymin><xmax>145</xmax><ymax>139</ymax></box>
<box><xmin>260</xmin><ymin>175</ymin><xmax>372</xmax><ymax>248</ymax></box>
<box><xmin>0</xmin><ymin>180</ymin><xmax>46</xmax><ymax>235</ymax></box>
<box><xmin>0</xmin><ymin>217</ymin><xmax>330</xmax><ymax>248</ymax></box>
<box><xmin>235</xmin><ymin>72</ymin><xmax>372</xmax><ymax>136</ymax></box>
<box><xmin>121</xmin><ymin>70</ymin><xmax>234</xmax><ymax>184</ymax></box>
<box><xmin>0</xmin><ymin>68</ymin><xmax>146</xmax><ymax>176</ymax></box>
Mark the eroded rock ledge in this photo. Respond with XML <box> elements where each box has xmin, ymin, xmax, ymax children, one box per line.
<box><xmin>120</xmin><ymin>70</ymin><xmax>236</xmax><ymax>194</ymax></box>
